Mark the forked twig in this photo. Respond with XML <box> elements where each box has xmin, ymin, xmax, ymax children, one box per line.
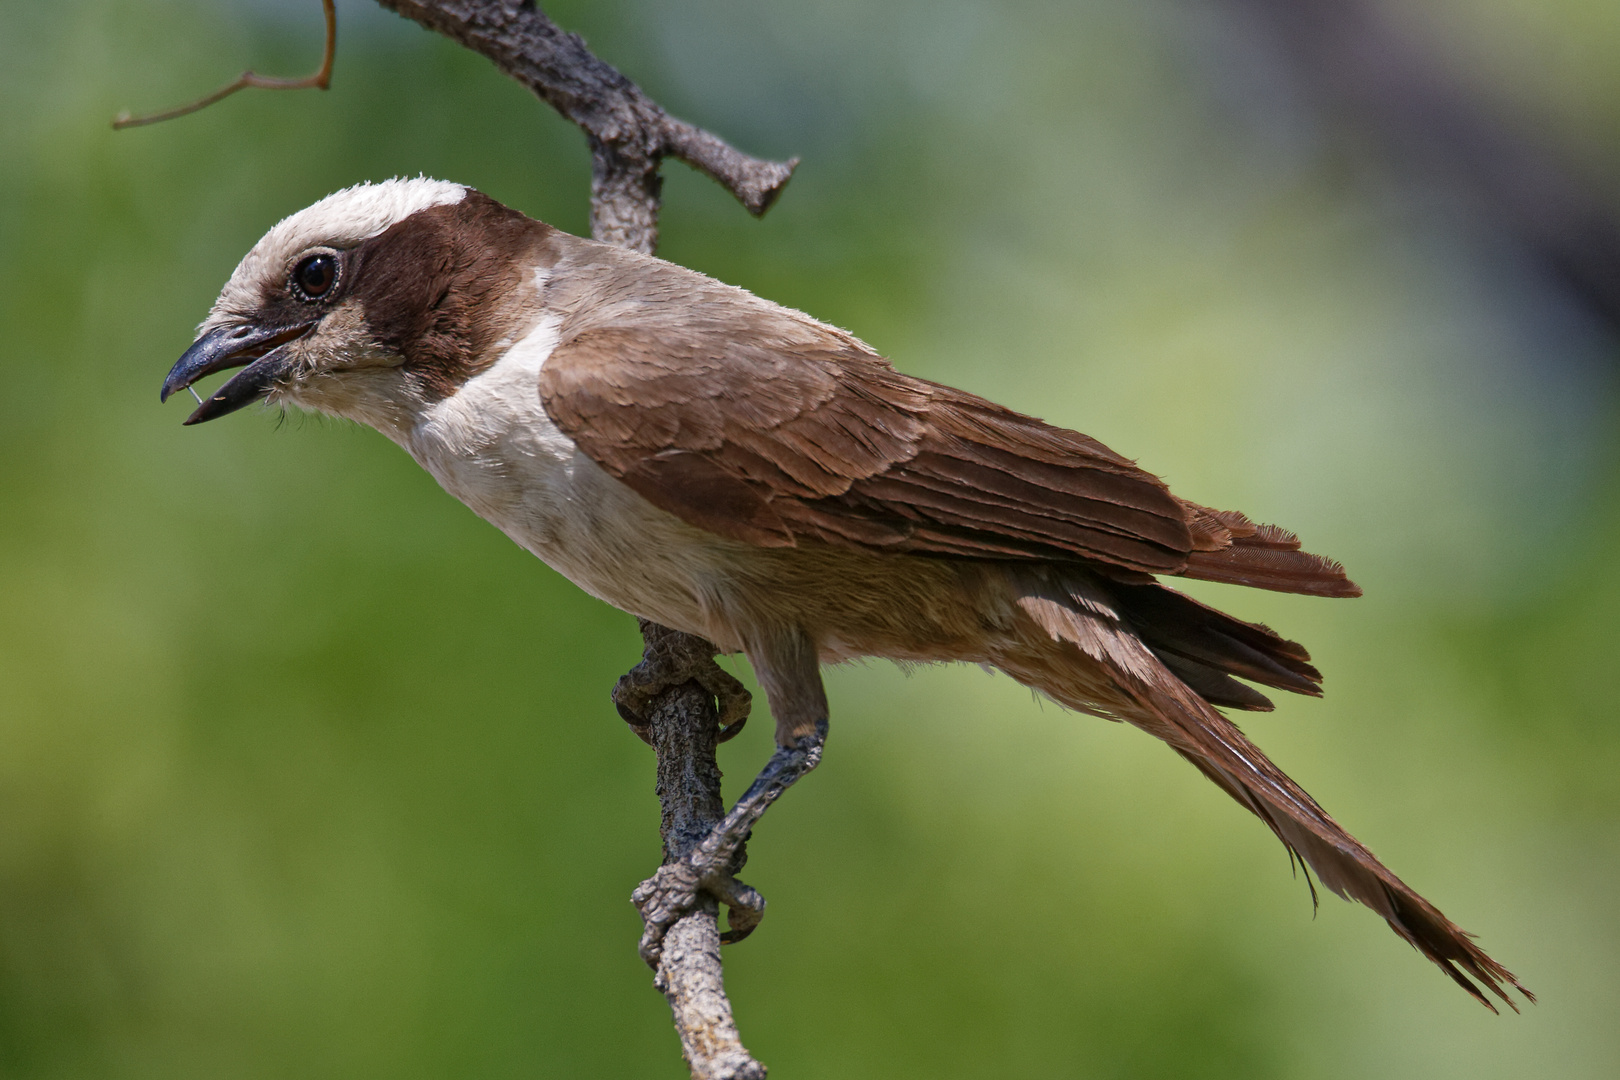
<box><xmin>373</xmin><ymin>0</ymin><xmax>798</xmax><ymax>253</ymax></box>
<box><xmin>112</xmin><ymin>0</ymin><xmax>336</xmax><ymax>130</ymax></box>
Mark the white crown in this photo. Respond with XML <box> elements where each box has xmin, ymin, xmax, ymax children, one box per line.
<box><xmin>202</xmin><ymin>178</ymin><xmax>467</xmax><ymax>332</ymax></box>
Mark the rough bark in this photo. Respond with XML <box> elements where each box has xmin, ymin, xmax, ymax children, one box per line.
<box><xmin>373</xmin><ymin>0</ymin><xmax>796</xmax><ymax>254</ymax></box>
<box><xmin>635</xmin><ymin>624</ymin><xmax>765</xmax><ymax>1080</ymax></box>
<box><xmin>369</xmin><ymin>3</ymin><xmax>785</xmax><ymax>1075</ymax></box>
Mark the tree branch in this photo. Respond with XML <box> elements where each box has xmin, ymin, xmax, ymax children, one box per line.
<box><xmin>631</xmin><ymin>623</ymin><xmax>765</xmax><ymax>1080</ymax></box>
<box><xmin>373</xmin><ymin>0</ymin><xmax>797</xmax><ymax>253</ymax></box>
<box><xmin>369</xmin><ymin>3</ymin><xmax>787</xmax><ymax>1074</ymax></box>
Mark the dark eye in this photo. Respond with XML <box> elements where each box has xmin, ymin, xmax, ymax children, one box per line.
<box><xmin>292</xmin><ymin>253</ymin><xmax>338</xmax><ymax>300</ymax></box>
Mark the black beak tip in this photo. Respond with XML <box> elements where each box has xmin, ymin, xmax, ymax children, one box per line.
<box><xmin>162</xmin><ymin>320</ymin><xmax>314</xmax><ymax>425</ymax></box>
<box><xmin>159</xmin><ymin>363</ymin><xmax>194</xmax><ymax>404</ymax></box>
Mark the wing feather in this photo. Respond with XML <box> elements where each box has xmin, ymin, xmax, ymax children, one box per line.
<box><xmin>535</xmin><ymin>256</ymin><xmax>1356</xmax><ymax>594</ymax></box>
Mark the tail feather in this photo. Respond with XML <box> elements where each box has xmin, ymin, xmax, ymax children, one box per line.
<box><xmin>1178</xmin><ymin>504</ymin><xmax>1362</xmax><ymax>598</ymax></box>
<box><xmin>1157</xmin><ymin>652</ymin><xmax>1278</xmax><ymax>711</ymax></box>
<box><xmin>1165</xmin><ymin>734</ymin><xmax>1530</xmax><ymax>1012</ymax></box>
<box><xmin>1112</xmin><ymin>580</ymin><xmax>1323</xmax><ymax>702</ymax></box>
<box><xmin>1000</xmin><ymin>566</ymin><xmax>1531</xmax><ymax>1010</ymax></box>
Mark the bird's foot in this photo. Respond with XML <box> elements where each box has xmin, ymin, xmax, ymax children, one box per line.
<box><xmin>632</xmin><ymin>858</ymin><xmax>766</xmax><ymax>967</ymax></box>
<box><xmin>613</xmin><ymin>619</ymin><xmax>751</xmax><ymax>746</ymax></box>
<box><xmin>631</xmin><ymin>724</ymin><xmax>825</xmax><ymax>967</ymax></box>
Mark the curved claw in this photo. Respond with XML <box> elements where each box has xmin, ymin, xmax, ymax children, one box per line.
<box><xmin>711</xmin><ymin>875</ymin><xmax>766</xmax><ymax>944</ymax></box>
<box><xmin>614</xmin><ymin>692</ymin><xmax>655</xmax><ymax>745</ymax></box>
<box><xmin>612</xmin><ymin>634</ymin><xmax>752</xmax><ymax>745</ymax></box>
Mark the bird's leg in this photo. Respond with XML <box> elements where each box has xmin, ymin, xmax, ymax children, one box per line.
<box><xmin>613</xmin><ymin>618</ymin><xmax>752</xmax><ymax>745</ymax></box>
<box><xmin>633</xmin><ymin>626</ymin><xmax>828</xmax><ymax>967</ymax></box>
<box><xmin>633</xmin><ymin>719</ymin><xmax>825</xmax><ymax>966</ymax></box>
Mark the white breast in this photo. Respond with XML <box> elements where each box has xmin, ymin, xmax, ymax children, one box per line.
<box><xmin>402</xmin><ymin>316</ymin><xmax>727</xmax><ymax>634</ymax></box>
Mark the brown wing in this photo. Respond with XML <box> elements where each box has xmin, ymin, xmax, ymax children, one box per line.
<box><xmin>538</xmin><ymin>311</ymin><xmax>1199</xmax><ymax>574</ymax></box>
<box><xmin>536</xmin><ymin>274</ymin><xmax>1355</xmax><ymax>593</ymax></box>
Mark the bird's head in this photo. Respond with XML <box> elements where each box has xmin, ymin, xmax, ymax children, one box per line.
<box><xmin>162</xmin><ymin>178</ymin><xmax>552</xmax><ymax>433</ymax></box>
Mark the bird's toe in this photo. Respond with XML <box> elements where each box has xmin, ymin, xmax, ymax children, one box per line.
<box><xmin>632</xmin><ymin>858</ymin><xmax>766</xmax><ymax>967</ymax></box>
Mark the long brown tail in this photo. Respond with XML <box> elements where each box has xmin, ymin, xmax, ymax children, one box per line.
<box><xmin>994</xmin><ymin>566</ymin><xmax>1532</xmax><ymax>1011</ymax></box>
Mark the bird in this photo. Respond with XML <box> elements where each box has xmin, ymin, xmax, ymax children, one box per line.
<box><xmin>161</xmin><ymin>177</ymin><xmax>1529</xmax><ymax>1010</ymax></box>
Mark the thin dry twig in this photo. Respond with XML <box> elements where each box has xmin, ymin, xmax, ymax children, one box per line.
<box><xmin>112</xmin><ymin>0</ymin><xmax>336</xmax><ymax>129</ymax></box>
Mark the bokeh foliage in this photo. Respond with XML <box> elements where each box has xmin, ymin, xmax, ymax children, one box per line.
<box><xmin>0</xmin><ymin>1</ymin><xmax>1616</xmax><ymax>1076</ymax></box>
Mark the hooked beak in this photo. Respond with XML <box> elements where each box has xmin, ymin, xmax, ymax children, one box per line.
<box><xmin>161</xmin><ymin>321</ymin><xmax>316</xmax><ymax>425</ymax></box>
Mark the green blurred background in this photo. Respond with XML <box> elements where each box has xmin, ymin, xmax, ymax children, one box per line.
<box><xmin>1</xmin><ymin>0</ymin><xmax>1617</xmax><ymax>1076</ymax></box>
